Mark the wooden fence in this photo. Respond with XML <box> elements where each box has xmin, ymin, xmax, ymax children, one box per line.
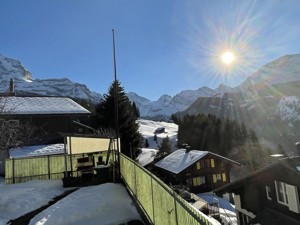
<box><xmin>120</xmin><ymin>154</ymin><xmax>213</xmax><ymax>225</ymax></box>
<box><xmin>5</xmin><ymin>152</ymin><xmax>107</xmax><ymax>184</ymax></box>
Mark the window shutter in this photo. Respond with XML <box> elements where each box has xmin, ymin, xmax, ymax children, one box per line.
<box><xmin>213</xmin><ymin>174</ymin><xmax>217</xmax><ymax>183</ymax></box>
<box><xmin>196</xmin><ymin>162</ymin><xmax>201</xmax><ymax>170</ymax></box>
<box><xmin>211</xmin><ymin>159</ymin><xmax>215</xmax><ymax>168</ymax></box>
<box><xmin>222</xmin><ymin>173</ymin><xmax>227</xmax><ymax>182</ymax></box>
<box><xmin>286</xmin><ymin>184</ymin><xmax>300</xmax><ymax>213</ymax></box>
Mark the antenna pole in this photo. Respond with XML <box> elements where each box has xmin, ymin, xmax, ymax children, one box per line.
<box><xmin>112</xmin><ymin>29</ymin><xmax>120</xmax><ymax>181</ymax></box>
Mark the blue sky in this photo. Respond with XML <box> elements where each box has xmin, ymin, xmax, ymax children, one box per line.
<box><xmin>1</xmin><ymin>0</ymin><xmax>300</xmax><ymax>100</ymax></box>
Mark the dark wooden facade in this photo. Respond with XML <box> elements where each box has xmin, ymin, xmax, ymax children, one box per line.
<box><xmin>6</xmin><ymin>114</ymin><xmax>89</xmax><ymax>143</ymax></box>
<box><xmin>155</xmin><ymin>150</ymin><xmax>239</xmax><ymax>193</ymax></box>
<box><xmin>216</xmin><ymin>157</ymin><xmax>300</xmax><ymax>225</ymax></box>
<box><xmin>0</xmin><ymin>96</ymin><xmax>91</xmax><ymax>144</ymax></box>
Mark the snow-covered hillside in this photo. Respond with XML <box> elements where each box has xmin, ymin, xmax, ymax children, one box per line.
<box><xmin>137</xmin><ymin>119</ymin><xmax>178</xmax><ymax>166</ymax></box>
<box><xmin>277</xmin><ymin>96</ymin><xmax>300</xmax><ymax>122</ymax></box>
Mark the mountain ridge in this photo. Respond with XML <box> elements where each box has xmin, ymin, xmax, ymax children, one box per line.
<box><xmin>0</xmin><ymin>54</ymin><xmax>102</xmax><ymax>103</ymax></box>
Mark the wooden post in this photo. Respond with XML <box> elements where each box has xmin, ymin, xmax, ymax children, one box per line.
<box><xmin>12</xmin><ymin>158</ymin><xmax>15</xmax><ymax>184</ymax></box>
<box><xmin>69</xmin><ymin>137</ymin><xmax>73</xmax><ymax>176</ymax></box>
<box><xmin>63</xmin><ymin>136</ymin><xmax>68</xmax><ymax>177</ymax></box>
<box><xmin>47</xmin><ymin>155</ymin><xmax>50</xmax><ymax>179</ymax></box>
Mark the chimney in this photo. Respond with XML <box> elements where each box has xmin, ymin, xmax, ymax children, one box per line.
<box><xmin>295</xmin><ymin>142</ymin><xmax>300</xmax><ymax>156</ymax></box>
<box><xmin>182</xmin><ymin>143</ymin><xmax>191</xmax><ymax>153</ymax></box>
<box><xmin>9</xmin><ymin>78</ymin><xmax>15</xmax><ymax>96</ymax></box>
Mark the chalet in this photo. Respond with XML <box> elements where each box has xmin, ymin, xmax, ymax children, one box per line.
<box><xmin>215</xmin><ymin>157</ymin><xmax>300</xmax><ymax>225</ymax></box>
<box><xmin>154</xmin><ymin>147</ymin><xmax>240</xmax><ymax>193</ymax></box>
<box><xmin>0</xmin><ymin>96</ymin><xmax>91</xmax><ymax>174</ymax></box>
<box><xmin>154</xmin><ymin>127</ymin><xmax>165</xmax><ymax>134</ymax></box>
<box><xmin>0</xmin><ymin>96</ymin><xmax>90</xmax><ymax>140</ymax></box>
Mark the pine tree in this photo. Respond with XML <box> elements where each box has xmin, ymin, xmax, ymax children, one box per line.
<box><xmin>93</xmin><ymin>80</ymin><xmax>142</xmax><ymax>158</ymax></box>
<box><xmin>132</xmin><ymin>102</ymin><xmax>140</xmax><ymax>118</ymax></box>
<box><xmin>145</xmin><ymin>138</ymin><xmax>149</xmax><ymax>148</ymax></box>
<box><xmin>159</xmin><ymin>136</ymin><xmax>172</xmax><ymax>154</ymax></box>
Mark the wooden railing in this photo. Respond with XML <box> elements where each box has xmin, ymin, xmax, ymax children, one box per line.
<box><xmin>120</xmin><ymin>154</ymin><xmax>213</xmax><ymax>225</ymax></box>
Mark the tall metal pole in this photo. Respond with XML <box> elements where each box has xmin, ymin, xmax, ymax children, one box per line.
<box><xmin>112</xmin><ymin>29</ymin><xmax>120</xmax><ymax>181</ymax></box>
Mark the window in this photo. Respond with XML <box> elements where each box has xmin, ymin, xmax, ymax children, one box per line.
<box><xmin>213</xmin><ymin>174</ymin><xmax>222</xmax><ymax>183</ymax></box>
<box><xmin>266</xmin><ymin>186</ymin><xmax>272</xmax><ymax>200</ymax></box>
<box><xmin>192</xmin><ymin>176</ymin><xmax>205</xmax><ymax>186</ymax></box>
<box><xmin>196</xmin><ymin>162</ymin><xmax>201</xmax><ymax>170</ymax></box>
<box><xmin>275</xmin><ymin>181</ymin><xmax>288</xmax><ymax>205</ymax></box>
<box><xmin>275</xmin><ymin>180</ymin><xmax>300</xmax><ymax>213</ymax></box>
<box><xmin>222</xmin><ymin>173</ymin><xmax>227</xmax><ymax>182</ymax></box>
<box><xmin>211</xmin><ymin>159</ymin><xmax>215</xmax><ymax>168</ymax></box>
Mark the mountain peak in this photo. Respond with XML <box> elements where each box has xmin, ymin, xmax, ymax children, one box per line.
<box><xmin>0</xmin><ymin>53</ymin><xmax>102</xmax><ymax>103</ymax></box>
<box><xmin>214</xmin><ymin>83</ymin><xmax>234</xmax><ymax>94</ymax></box>
<box><xmin>238</xmin><ymin>54</ymin><xmax>300</xmax><ymax>90</ymax></box>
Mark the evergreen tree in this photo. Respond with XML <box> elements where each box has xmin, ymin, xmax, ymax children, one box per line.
<box><xmin>93</xmin><ymin>80</ymin><xmax>142</xmax><ymax>158</ymax></box>
<box><xmin>145</xmin><ymin>138</ymin><xmax>149</xmax><ymax>148</ymax></box>
<box><xmin>159</xmin><ymin>136</ymin><xmax>172</xmax><ymax>154</ymax></box>
<box><xmin>132</xmin><ymin>102</ymin><xmax>140</xmax><ymax>119</ymax></box>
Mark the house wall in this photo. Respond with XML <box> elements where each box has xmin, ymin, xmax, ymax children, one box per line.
<box><xmin>227</xmin><ymin>163</ymin><xmax>300</xmax><ymax>225</ymax></box>
<box><xmin>14</xmin><ymin>114</ymin><xmax>87</xmax><ymax>142</ymax></box>
<box><xmin>0</xmin><ymin>151</ymin><xmax>9</xmax><ymax>175</ymax></box>
<box><xmin>262</xmin><ymin>165</ymin><xmax>300</xmax><ymax>222</ymax></box>
<box><xmin>184</xmin><ymin>155</ymin><xmax>233</xmax><ymax>193</ymax></box>
<box><xmin>156</xmin><ymin>154</ymin><xmax>234</xmax><ymax>193</ymax></box>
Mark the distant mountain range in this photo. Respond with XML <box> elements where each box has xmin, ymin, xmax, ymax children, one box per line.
<box><xmin>0</xmin><ymin>54</ymin><xmax>102</xmax><ymax>103</ymax></box>
<box><xmin>178</xmin><ymin>55</ymin><xmax>300</xmax><ymax>154</ymax></box>
<box><xmin>1</xmin><ymin>53</ymin><xmax>300</xmax><ymax>153</ymax></box>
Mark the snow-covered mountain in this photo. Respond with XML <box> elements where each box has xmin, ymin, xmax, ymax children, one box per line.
<box><xmin>128</xmin><ymin>86</ymin><xmax>223</xmax><ymax>118</ymax></box>
<box><xmin>179</xmin><ymin>54</ymin><xmax>300</xmax><ymax>154</ymax></box>
<box><xmin>0</xmin><ymin>54</ymin><xmax>102</xmax><ymax>103</ymax></box>
<box><xmin>237</xmin><ymin>54</ymin><xmax>300</xmax><ymax>91</ymax></box>
<box><xmin>128</xmin><ymin>54</ymin><xmax>300</xmax><ymax>118</ymax></box>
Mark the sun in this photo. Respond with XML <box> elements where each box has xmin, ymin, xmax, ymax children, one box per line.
<box><xmin>221</xmin><ymin>51</ymin><xmax>235</xmax><ymax>65</ymax></box>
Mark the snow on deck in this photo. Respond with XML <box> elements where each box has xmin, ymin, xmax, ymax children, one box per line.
<box><xmin>0</xmin><ymin>180</ymin><xmax>142</xmax><ymax>225</ymax></box>
<box><xmin>155</xmin><ymin>149</ymin><xmax>208</xmax><ymax>174</ymax></box>
<box><xmin>29</xmin><ymin>183</ymin><xmax>141</xmax><ymax>225</ymax></box>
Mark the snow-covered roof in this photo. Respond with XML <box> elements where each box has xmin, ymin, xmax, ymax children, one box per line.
<box><xmin>0</xmin><ymin>96</ymin><xmax>90</xmax><ymax>115</ymax></box>
<box><xmin>155</xmin><ymin>149</ymin><xmax>239</xmax><ymax>174</ymax></box>
<box><xmin>136</xmin><ymin>148</ymin><xmax>158</xmax><ymax>166</ymax></box>
<box><xmin>9</xmin><ymin>144</ymin><xmax>65</xmax><ymax>158</ymax></box>
<box><xmin>155</xmin><ymin>149</ymin><xmax>209</xmax><ymax>174</ymax></box>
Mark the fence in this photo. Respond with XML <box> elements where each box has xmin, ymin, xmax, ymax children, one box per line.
<box><xmin>5</xmin><ymin>152</ymin><xmax>107</xmax><ymax>184</ymax></box>
<box><xmin>120</xmin><ymin>154</ymin><xmax>213</xmax><ymax>225</ymax></box>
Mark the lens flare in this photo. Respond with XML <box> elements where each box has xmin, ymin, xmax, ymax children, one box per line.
<box><xmin>221</xmin><ymin>51</ymin><xmax>235</xmax><ymax>65</ymax></box>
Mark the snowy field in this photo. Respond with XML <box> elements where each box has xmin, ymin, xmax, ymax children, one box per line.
<box><xmin>0</xmin><ymin>179</ymin><xmax>141</xmax><ymax>225</ymax></box>
<box><xmin>138</xmin><ymin>119</ymin><xmax>178</xmax><ymax>150</ymax></box>
<box><xmin>137</xmin><ymin>119</ymin><xmax>178</xmax><ymax>166</ymax></box>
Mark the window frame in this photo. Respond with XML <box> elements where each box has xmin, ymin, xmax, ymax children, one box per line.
<box><xmin>275</xmin><ymin>180</ymin><xmax>289</xmax><ymax>206</ymax></box>
<box><xmin>266</xmin><ymin>185</ymin><xmax>272</xmax><ymax>200</ymax></box>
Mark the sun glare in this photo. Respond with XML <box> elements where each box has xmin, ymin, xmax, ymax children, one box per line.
<box><xmin>221</xmin><ymin>51</ymin><xmax>235</xmax><ymax>65</ymax></box>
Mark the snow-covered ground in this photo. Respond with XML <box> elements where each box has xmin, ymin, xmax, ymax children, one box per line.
<box><xmin>138</xmin><ymin>119</ymin><xmax>178</xmax><ymax>150</ymax></box>
<box><xmin>137</xmin><ymin>119</ymin><xmax>178</xmax><ymax>166</ymax></box>
<box><xmin>0</xmin><ymin>179</ymin><xmax>142</xmax><ymax>225</ymax></box>
<box><xmin>0</xmin><ymin>119</ymin><xmax>234</xmax><ymax>225</ymax></box>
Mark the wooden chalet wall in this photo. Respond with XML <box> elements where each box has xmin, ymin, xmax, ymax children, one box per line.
<box><xmin>156</xmin><ymin>153</ymin><xmax>234</xmax><ymax>193</ymax></box>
